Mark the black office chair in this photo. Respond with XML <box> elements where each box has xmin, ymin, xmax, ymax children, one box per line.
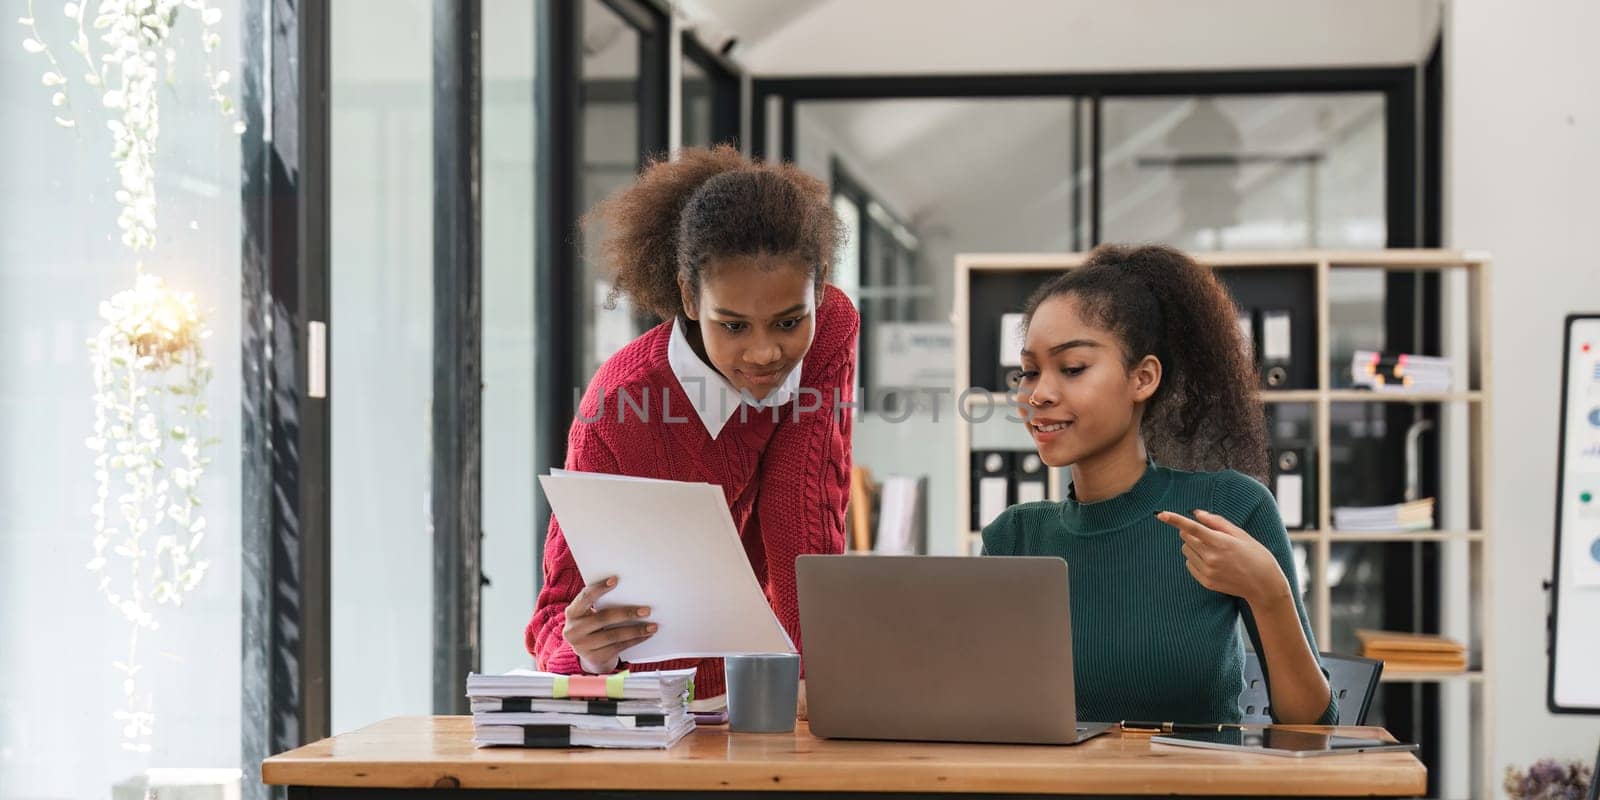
<box><xmin>1239</xmin><ymin>651</ymin><xmax>1384</xmax><ymax>726</ymax></box>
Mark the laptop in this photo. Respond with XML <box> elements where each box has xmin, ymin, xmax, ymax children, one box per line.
<box><xmin>796</xmin><ymin>554</ymin><xmax>1112</xmax><ymax>745</ymax></box>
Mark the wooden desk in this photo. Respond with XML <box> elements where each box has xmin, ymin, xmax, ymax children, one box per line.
<box><xmin>263</xmin><ymin>716</ymin><xmax>1426</xmax><ymax>798</ymax></box>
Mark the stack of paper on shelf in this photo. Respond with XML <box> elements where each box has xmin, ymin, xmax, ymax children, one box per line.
<box><xmin>1333</xmin><ymin>498</ymin><xmax>1436</xmax><ymax>532</ymax></box>
<box><xmin>1350</xmin><ymin>351</ymin><xmax>1454</xmax><ymax>393</ymax></box>
<box><xmin>466</xmin><ymin>668</ymin><xmax>697</xmax><ymax>749</ymax></box>
<box><xmin>1357</xmin><ymin>629</ymin><xmax>1468</xmax><ymax>673</ymax></box>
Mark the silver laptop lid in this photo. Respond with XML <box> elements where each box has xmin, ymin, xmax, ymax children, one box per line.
<box><xmin>796</xmin><ymin>555</ymin><xmax>1079</xmax><ymax>744</ymax></box>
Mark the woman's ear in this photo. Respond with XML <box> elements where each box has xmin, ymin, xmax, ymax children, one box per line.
<box><xmin>1131</xmin><ymin>354</ymin><xmax>1163</xmax><ymax>403</ymax></box>
<box><xmin>677</xmin><ymin>275</ymin><xmax>698</xmax><ymax>321</ymax></box>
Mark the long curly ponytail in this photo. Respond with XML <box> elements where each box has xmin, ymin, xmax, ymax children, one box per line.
<box><xmin>1022</xmin><ymin>244</ymin><xmax>1268</xmax><ymax>481</ymax></box>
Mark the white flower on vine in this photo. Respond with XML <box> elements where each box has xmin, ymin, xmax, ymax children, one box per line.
<box><xmin>22</xmin><ymin>0</ymin><xmax>242</xmax><ymax>257</ymax></box>
<box><xmin>84</xmin><ymin>271</ymin><xmax>215</xmax><ymax>750</ymax></box>
<box><xmin>22</xmin><ymin>0</ymin><xmax>235</xmax><ymax>754</ymax></box>
<box><xmin>113</xmin><ymin>708</ymin><xmax>154</xmax><ymax>740</ymax></box>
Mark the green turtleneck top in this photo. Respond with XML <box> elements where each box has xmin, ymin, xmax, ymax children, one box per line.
<box><xmin>982</xmin><ymin>461</ymin><xmax>1338</xmax><ymax>725</ymax></box>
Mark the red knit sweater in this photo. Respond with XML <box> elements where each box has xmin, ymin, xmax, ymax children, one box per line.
<box><xmin>526</xmin><ymin>284</ymin><xmax>858</xmax><ymax>698</ymax></box>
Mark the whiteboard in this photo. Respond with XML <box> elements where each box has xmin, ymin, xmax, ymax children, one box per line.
<box><xmin>1549</xmin><ymin>314</ymin><xmax>1600</xmax><ymax>714</ymax></box>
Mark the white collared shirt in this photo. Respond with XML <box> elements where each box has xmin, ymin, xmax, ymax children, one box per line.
<box><xmin>667</xmin><ymin>317</ymin><xmax>803</xmax><ymax>440</ymax></box>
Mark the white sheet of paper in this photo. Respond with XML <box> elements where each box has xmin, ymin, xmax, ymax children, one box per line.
<box><xmin>1017</xmin><ymin>480</ymin><xmax>1046</xmax><ymax>505</ymax></box>
<box><xmin>874</xmin><ymin>476</ymin><xmax>918</xmax><ymax>555</ymax></box>
<box><xmin>1275</xmin><ymin>473</ymin><xmax>1305</xmax><ymax>529</ymax></box>
<box><xmin>999</xmin><ymin>313</ymin><xmax>1026</xmax><ymax>366</ymax></box>
<box><xmin>538</xmin><ymin>471</ymin><xmax>796</xmax><ymax>662</ymax></box>
<box><xmin>977</xmin><ymin>476</ymin><xmax>1009</xmax><ymax>528</ymax></box>
<box><xmin>1262</xmin><ymin>312</ymin><xmax>1292</xmax><ymax>360</ymax></box>
<box><xmin>552</xmin><ymin>468</ymin><xmax>659</xmax><ymax>482</ymax></box>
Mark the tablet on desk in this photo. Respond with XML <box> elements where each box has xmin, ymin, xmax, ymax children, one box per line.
<box><xmin>1152</xmin><ymin>727</ymin><xmax>1419</xmax><ymax>758</ymax></box>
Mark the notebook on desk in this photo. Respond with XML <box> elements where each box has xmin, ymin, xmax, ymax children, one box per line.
<box><xmin>796</xmin><ymin>555</ymin><xmax>1112</xmax><ymax>745</ymax></box>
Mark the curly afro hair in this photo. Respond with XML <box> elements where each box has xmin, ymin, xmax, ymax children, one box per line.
<box><xmin>1022</xmin><ymin>244</ymin><xmax>1268</xmax><ymax>482</ymax></box>
<box><xmin>586</xmin><ymin>145</ymin><xmax>843</xmax><ymax>321</ymax></box>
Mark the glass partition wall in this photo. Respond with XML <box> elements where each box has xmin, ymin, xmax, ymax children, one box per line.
<box><xmin>770</xmin><ymin>70</ymin><xmax>1456</xmax><ymax>794</ymax></box>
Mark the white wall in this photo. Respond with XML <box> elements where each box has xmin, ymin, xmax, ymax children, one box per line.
<box><xmin>695</xmin><ymin>0</ymin><xmax>1437</xmax><ymax>75</ymax></box>
<box><xmin>1446</xmin><ymin>0</ymin><xmax>1600</xmax><ymax>787</ymax></box>
<box><xmin>889</xmin><ymin>100</ymin><xmax>1077</xmax><ymax>318</ymax></box>
<box><xmin>793</xmin><ymin>106</ymin><xmax>915</xmax><ymax>215</ymax></box>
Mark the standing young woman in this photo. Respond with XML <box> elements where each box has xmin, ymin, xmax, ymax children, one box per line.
<box><xmin>983</xmin><ymin>244</ymin><xmax>1336</xmax><ymax>725</ymax></box>
<box><xmin>526</xmin><ymin>147</ymin><xmax>857</xmax><ymax>701</ymax></box>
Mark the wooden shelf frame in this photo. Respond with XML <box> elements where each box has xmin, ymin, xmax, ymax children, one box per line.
<box><xmin>953</xmin><ymin>249</ymin><xmax>1493</xmax><ymax>796</ymax></box>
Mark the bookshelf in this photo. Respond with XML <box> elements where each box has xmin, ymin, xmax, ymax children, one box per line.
<box><xmin>952</xmin><ymin>249</ymin><xmax>1492</xmax><ymax>799</ymax></box>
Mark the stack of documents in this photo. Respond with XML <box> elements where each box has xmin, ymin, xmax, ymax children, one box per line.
<box><xmin>1333</xmin><ymin>498</ymin><xmax>1436</xmax><ymax>532</ymax></box>
<box><xmin>1356</xmin><ymin>629</ymin><xmax>1468</xmax><ymax>673</ymax></box>
<box><xmin>467</xmin><ymin>668</ymin><xmax>698</xmax><ymax>749</ymax></box>
<box><xmin>1350</xmin><ymin>351</ymin><xmax>1454</xmax><ymax>393</ymax></box>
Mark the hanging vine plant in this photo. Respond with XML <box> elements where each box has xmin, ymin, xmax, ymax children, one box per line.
<box><xmin>19</xmin><ymin>0</ymin><xmax>240</xmax><ymax>753</ymax></box>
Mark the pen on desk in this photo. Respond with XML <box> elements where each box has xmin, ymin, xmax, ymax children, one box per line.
<box><xmin>1119</xmin><ymin>721</ymin><xmax>1232</xmax><ymax>734</ymax></box>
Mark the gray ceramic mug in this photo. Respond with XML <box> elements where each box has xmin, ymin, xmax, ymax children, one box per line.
<box><xmin>723</xmin><ymin>654</ymin><xmax>801</xmax><ymax>733</ymax></box>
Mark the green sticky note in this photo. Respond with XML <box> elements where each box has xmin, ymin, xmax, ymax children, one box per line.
<box><xmin>605</xmin><ymin>671</ymin><xmax>630</xmax><ymax>699</ymax></box>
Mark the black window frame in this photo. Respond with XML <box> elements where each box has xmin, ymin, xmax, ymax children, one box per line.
<box><xmin>830</xmin><ymin>158</ymin><xmax>920</xmax><ymax>410</ymax></box>
<box><xmin>533</xmin><ymin>0</ymin><xmax>671</xmax><ymax>596</ymax></box>
<box><xmin>753</xmin><ymin>68</ymin><xmax>1418</xmax><ymax>249</ymax></box>
<box><xmin>753</xmin><ymin>63</ymin><xmax>1447</xmax><ymax>796</ymax></box>
<box><xmin>682</xmin><ymin>31</ymin><xmax>742</xmax><ymax>149</ymax></box>
<box><xmin>240</xmin><ymin>0</ymin><xmax>333</xmax><ymax>795</ymax></box>
<box><xmin>241</xmin><ymin>0</ymin><xmax>675</xmax><ymax>781</ymax></box>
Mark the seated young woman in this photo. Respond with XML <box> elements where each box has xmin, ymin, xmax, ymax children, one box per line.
<box><xmin>982</xmin><ymin>243</ymin><xmax>1336</xmax><ymax>725</ymax></box>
